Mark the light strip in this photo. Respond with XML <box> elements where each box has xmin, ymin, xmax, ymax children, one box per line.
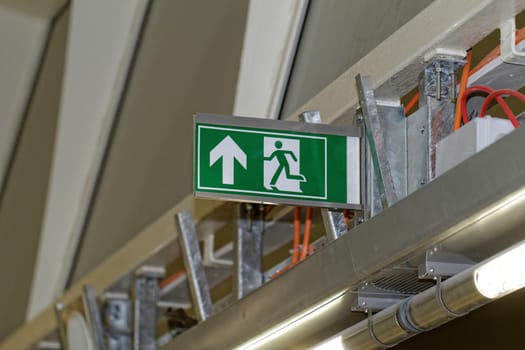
<box><xmin>235</xmin><ymin>292</ymin><xmax>345</xmax><ymax>350</ymax></box>
<box><xmin>311</xmin><ymin>335</ymin><xmax>345</xmax><ymax>350</ymax></box>
<box><xmin>474</xmin><ymin>240</ymin><xmax>525</xmax><ymax>298</ymax></box>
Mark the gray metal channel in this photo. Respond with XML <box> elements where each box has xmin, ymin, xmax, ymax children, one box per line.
<box><xmin>175</xmin><ymin>211</ymin><xmax>213</xmax><ymax>322</ymax></box>
<box><xmin>234</xmin><ymin>203</ymin><xmax>264</xmax><ymax>300</ymax></box>
<box><xmin>407</xmin><ymin>107</ymin><xmax>428</xmax><ymax>195</ymax></box>
<box><xmin>162</xmin><ymin>126</ymin><xmax>525</xmax><ymax>349</ymax></box>
<box><xmin>361</xmin><ymin>101</ymin><xmax>407</xmax><ymax>217</ymax></box>
<box><xmin>407</xmin><ymin>100</ymin><xmax>455</xmax><ymax>194</ymax></box>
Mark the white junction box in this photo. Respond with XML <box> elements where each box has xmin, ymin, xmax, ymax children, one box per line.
<box><xmin>436</xmin><ymin>116</ymin><xmax>514</xmax><ymax>177</ymax></box>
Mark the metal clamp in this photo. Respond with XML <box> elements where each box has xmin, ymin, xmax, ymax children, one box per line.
<box><xmin>367</xmin><ymin>309</ymin><xmax>399</xmax><ymax>348</ymax></box>
<box><xmin>500</xmin><ymin>18</ymin><xmax>525</xmax><ymax>65</ymax></box>
<box><xmin>396</xmin><ymin>298</ymin><xmax>425</xmax><ymax>334</ymax></box>
<box><xmin>434</xmin><ymin>276</ymin><xmax>468</xmax><ymax>318</ymax></box>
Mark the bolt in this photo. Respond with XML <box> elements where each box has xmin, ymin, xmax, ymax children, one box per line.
<box><xmin>420</xmin><ymin>126</ymin><xmax>425</xmax><ymax>134</ymax></box>
<box><xmin>429</xmin><ymin>268</ymin><xmax>435</xmax><ymax>273</ymax></box>
<box><xmin>435</xmin><ymin>64</ymin><xmax>442</xmax><ymax>100</ymax></box>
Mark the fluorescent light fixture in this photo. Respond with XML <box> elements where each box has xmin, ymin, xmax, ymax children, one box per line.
<box><xmin>475</xmin><ymin>240</ymin><xmax>525</xmax><ymax>298</ymax></box>
<box><xmin>310</xmin><ymin>335</ymin><xmax>344</xmax><ymax>350</ymax></box>
<box><xmin>235</xmin><ymin>292</ymin><xmax>344</xmax><ymax>350</ymax></box>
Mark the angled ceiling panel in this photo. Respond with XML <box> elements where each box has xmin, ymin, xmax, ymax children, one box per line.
<box><xmin>233</xmin><ymin>0</ymin><xmax>308</xmax><ymax>119</ymax></box>
<box><xmin>0</xmin><ymin>3</ymin><xmax>68</xmax><ymax>339</ymax></box>
<box><xmin>280</xmin><ymin>0</ymin><xmax>434</xmax><ymax>118</ymax></box>
<box><xmin>70</xmin><ymin>0</ymin><xmax>249</xmax><ymax>282</ymax></box>
<box><xmin>0</xmin><ymin>0</ymin><xmax>65</xmax><ymax>199</ymax></box>
<box><xmin>27</xmin><ymin>0</ymin><xmax>150</xmax><ymax>321</ymax></box>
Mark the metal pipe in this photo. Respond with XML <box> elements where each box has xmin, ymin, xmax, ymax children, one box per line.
<box><xmin>314</xmin><ymin>245</ymin><xmax>519</xmax><ymax>350</ymax></box>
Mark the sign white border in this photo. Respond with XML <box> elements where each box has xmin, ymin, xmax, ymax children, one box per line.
<box><xmin>197</xmin><ymin>125</ymin><xmax>328</xmax><ymax>200</ymax></box>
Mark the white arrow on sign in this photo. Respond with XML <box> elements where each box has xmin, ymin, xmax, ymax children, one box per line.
<box><xmin>209</xmin><ymin>135</ymin><xmax>247</xmax><ymax>185</ymax></box>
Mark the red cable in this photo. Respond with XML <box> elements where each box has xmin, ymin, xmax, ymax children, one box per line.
<box><xmin>460</xmin><ymin>85</ymin><xmax>515</xmax><ymax>125</ymax></box>
<box><xmin>454</xmin><ymin>51</ymin><xmax>472</xmax><ymax>131</ymax></box>
<box><xmin>480</xmin><ymin>89</ymin><xmax>525</xmax><ymax>128</ymax></box>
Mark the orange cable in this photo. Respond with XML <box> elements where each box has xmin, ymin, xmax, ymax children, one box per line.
<box><xmin>454</xmin><ymin>50</ymin><xmax>473</xmax><ymax>131</ymax></box>
<box><xmin>407</xmin><ymin>26</ymin><xmax>525</xmax><ymax>121</ymax></box>
<box><xmin>159</xmin><ymin>270</ymin><xmax>186</xmax><ymax>290</ymax></box>
<box><xmin>470</xmin><ymin>26</ymin><xmax>525</xmax><ymax>76</ymax></box>
<box><xmin>343</xmin><ymin>209</ymin><xmax>350</xmax><ymax>227</ymax></box>
<box><xmin>404</xmin><ymin>93</ymin><xmax>419</xmax><ymax>116</ymax></box>
<box><xmin>291</xmin><ymin>207</ymin><xmax>301</xmax><ymax>264</ymax></box>
<box><xmin>299</xmin><ymin>208</ymin><xmax>313</xmax><ymax>261</ymax></box>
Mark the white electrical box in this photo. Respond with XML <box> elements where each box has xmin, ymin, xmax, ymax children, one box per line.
<box><xmin>436</xmin><ymin>116</ymin><xmax>514</xmax><ymax>177</ymax></box>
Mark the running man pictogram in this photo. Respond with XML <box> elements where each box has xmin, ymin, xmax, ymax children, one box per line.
<box><xmin>263</xmin><ymin>138</ymin><xmax>306</xmax><ymax>192</ymax></box>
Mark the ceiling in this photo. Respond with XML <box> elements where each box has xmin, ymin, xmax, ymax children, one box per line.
<box><xmin>0</xmin><ymin>0</ymin><xmax>443</xmax><ymax>341</ymax></box>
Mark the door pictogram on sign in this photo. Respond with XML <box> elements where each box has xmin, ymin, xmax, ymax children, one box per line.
<box><xmin>263</xmin><ymin>137</ymin><xmax>306</xmax><ymax>192</ymax></box>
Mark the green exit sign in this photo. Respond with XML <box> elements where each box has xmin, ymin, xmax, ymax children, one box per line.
<box><xmin>194</xmin><ymin>114</ymin><xmax>361</xmax><ymax>209</ymax></box>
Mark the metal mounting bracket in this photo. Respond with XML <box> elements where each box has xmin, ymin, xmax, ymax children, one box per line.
<box><xmin>53</xmin><ymin>303</ymin><xmax>68</xmax><ymax>350</ymax></box>
<box><xmin>176</xmin><ymin>211</ymin><xmax>213</xmax><ymax>321</ymax></box>
<box><xmin>418</xmin><ymin>249</ymin><xmax>475</xmax><ymax>280</ymax></box>
<box><xmin>500</xmin><ymin>18</ymin><xmax>525</xmax><ymax>65</ymax></box>
<box><xmin>356</xmin><ymin>76</ymin><xmax>407</xmax><ymax>218</ymax></box>
<box><xmin>234</xmin><ymin>203</ymin><xmax>265</xmax><ymax>300</ymax></box>
<box><xmin>299</xmin><ymin>110</ymin><xmax>349</xmax><ymax>240</ymax></box>
<box><xmin>352</xmin><ymin>283</ymin><xmax>412</xmax><ymax>313</ymax></box>
<box><xmin>82</xmin><ymin>285</ymin><xmax>105</xmax><ymax>350</ymax></box>
<box><xmin>133</xmin><ymin>266</ymin><xmax>165</xmax><ymax>350</ymax></box>
<box><xmin>202</xmin><ymin>233</ymin><xmax>233</xmax><ymax>268</ymax></box>
<box><xmin>102</xmin><ymin>292</ymin><xmax>132</xmax><ymax>350</ymax></box>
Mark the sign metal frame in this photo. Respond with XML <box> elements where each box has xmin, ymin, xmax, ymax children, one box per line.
<box><xmin>194</xmin><ymin>113</ymin><xmax>362</xmax><ymax>209</ymax></box>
